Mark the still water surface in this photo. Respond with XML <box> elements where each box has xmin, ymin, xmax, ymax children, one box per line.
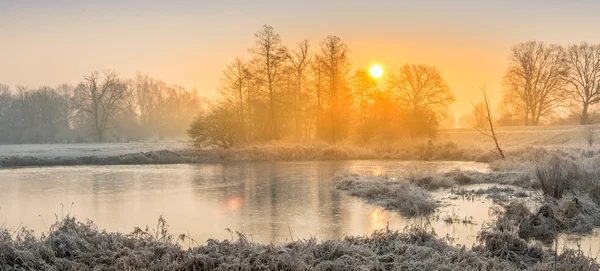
<box><xmin>0</xmin><ymin>161</ymin><xmax>492</xmax><ymax>246</ymax></box>
<box><xmin>2</xmin><ymin>160</ymin><xmax>599</xmax><ymax>259</ymax></box>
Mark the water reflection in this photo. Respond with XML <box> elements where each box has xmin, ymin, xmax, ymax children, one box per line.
<box><xmin>1</xmin><ymin>161</ymin><xmax>491</xmax><ymax>246</ymax></box>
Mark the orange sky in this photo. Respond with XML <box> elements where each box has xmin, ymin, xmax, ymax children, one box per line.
<box><xmin>2</xmin><ymin>0</ymin><xmax>600</xmax><ymax>117</ymax></box>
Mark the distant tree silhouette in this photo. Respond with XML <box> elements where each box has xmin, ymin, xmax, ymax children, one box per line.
<box><xmin>317</xmin><ymin>36</ymin><xmax>352</xmax><ymax>142</ymax></box>
<box><xmin>72</xmin><ymin>71</ymin><xmax>127</xmax><ymax>142</ymax></box>
<box><xmin>387</xmin><ymin>64</ymin><xmax>454</xmax><ymax>136</ymax></box>
<box><xmin>502</xmin><ymin>41</ymin><xmax>567</xmax><ymax>126</ymax></box>
<box><xmin>287</xmin><ymin>40</ymin><xmax>310</xmax><ymax>139</ymax></box>
<box><xmin>219</xmin><ymin>58</ymin><xmax>250</xmax><ymax>141</ymax></box>
<box><xmin>249</xmin><ymin>25</ymin><xmax>288</xmax><ymax>140</ymax></box>
<box><xmin>188</xmin><ymin>103</ymin><xmax>240</xmax><ymax>148</ymax></box>
<box><xmin>351</xmin><ymin>69</ymin><xmax>377</xmax><ymax>126</ymax></box>
<box><xmin>564</xmin><ymin>43</ymin><xmax>600</xmax><ymax>125</ymax></box>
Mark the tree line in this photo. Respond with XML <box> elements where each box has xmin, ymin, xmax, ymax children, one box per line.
<box><xmin>0</xmin><ymin>72</ymin><xmax>203</xmax><ymax>143</ymax></box>
<box><xmin>188</xmin><ymin>25</ymin><xmax>455</xmax><ymax>148</ymax></box>
<box><xmin>465</xmin><ymin>41</ymin><xmax>600</xmax><ymax>127</ymax></box>
<box><xmin>5</xmin><ymin>26</ymin><xmax>597</xmax><ymax>146</ymax></box>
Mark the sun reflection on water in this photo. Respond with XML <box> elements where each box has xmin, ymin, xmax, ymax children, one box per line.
<box><xmin>372</xmin><ymin>166</ymin><xmax>383</xmax><ymax>176</ymax></box>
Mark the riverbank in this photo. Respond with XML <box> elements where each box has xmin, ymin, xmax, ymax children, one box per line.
<box><xmin>2</xmin><ymin>124</ymin><xmax>599</xmax><ymax>168</ymax></box>
<box><xmin>3</xmin><ymin>140</ymin><xmax>592</xmax><ymax>168</ymax></box>
<box><xmin>0</xmin><ymin>140</ymin><xmax>491</xmax><ymax>168</ymax></box>
<box><xmin>1</xmin><ymin>216</ymin><xmax>597</xmax><ymax>270</ymax></box>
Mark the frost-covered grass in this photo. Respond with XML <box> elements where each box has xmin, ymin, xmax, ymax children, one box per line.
<box><xmin>1</xmin><ymin>216</ymin><xmax>597</xmax><ymax>270</ymax></box>
<box><xmin>335</xmin><ymin>173</ymin><xmax>439</xmax><ymax>216</ymax></box>
<box><xmin>333</xmin><ymin>167</ymin><xmax>530</xmax><ymax>216</ymax></box>
<box><xmin>0</xmin><ymin>142</ymin><xmax>190</xmax><ymax>158</ymax></box>
<box><xmin>215</xmin><ymin>140</ymin><xmax>487</xmax><ymax>162</ymax></box>
<box><xmin>442</xmin><ymin>125</ymin><xmax>599</xmax><ymax>147</ymax></box>
<box><xmin>2</xmin><ymin>125</ymin><xmax>600</xmax><ymax>168</ymax></box>
<box><xmin>0</xmin><ymin>140</ymin><xmax>489</xmax><ymax>168</ymax></box>
<box><xmin>491</xmin><ymin>153</ymin><xmax>600</xmax><ymax>240</ymax></box>
<box><xmin>0</xmin><ymin>149</ymin><xmax>214</xmax><ymax>168</ymax></box>
<box><xmin>451</xmin><ymin>185</ymin><xmax>531</xmax><ymax>203</ymax></box>
<box><xmin>493</xmin><ymin>196</ymin><xmax>600</xmax><ymax>242</ymax></box>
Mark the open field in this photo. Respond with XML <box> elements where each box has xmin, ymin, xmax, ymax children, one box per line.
<box><xmin>1</xmin><ymin>125</ymin><xmax>598</xmax><ymax>168</ymax></box>
<box><xmin>441</xmin><ymin>125</ymin><xmax>597</xmax><ymax>147</ymax></box>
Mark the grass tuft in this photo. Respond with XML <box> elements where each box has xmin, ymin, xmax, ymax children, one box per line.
<box><xmin>335</xmin><ymin>173</ymin><xmax>438</xmax><ymax>216</ymax></box>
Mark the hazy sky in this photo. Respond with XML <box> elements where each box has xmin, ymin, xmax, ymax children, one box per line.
<box><xmin>2</xmin><ymin>0</ymin><xmax>600</xmax><ymax>116</ymax></box>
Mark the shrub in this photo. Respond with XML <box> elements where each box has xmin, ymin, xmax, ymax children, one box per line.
<box><xmin>534</xmin><ymin>156</ymin><xmax>580</xmax><ymax>199</ymax></box>
<box><xmin>453</xmin><ymin>172</ymin><xmax>474</xmax><ymax>185</ymax></box>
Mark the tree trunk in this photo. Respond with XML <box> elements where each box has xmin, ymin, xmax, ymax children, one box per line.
<box><xmin>295</xmin><ymin>77</ymin><xmax>300</xmax><ymax>139</ymax></box>
<box><xmin>269</xmin><ymin>87</ymin><xmax>274</xmax><ymax>140</ymax></box>
<box><xmin>581</xmin><ymin>103</ymin><xmax>590</xmax><ymax>125</ymax></box>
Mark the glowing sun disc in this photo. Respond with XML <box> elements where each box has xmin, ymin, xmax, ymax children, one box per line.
<box><xmin>370</xmin><ymin>65</ymin><xmax>383</xmax><ymax>78</ymax></box>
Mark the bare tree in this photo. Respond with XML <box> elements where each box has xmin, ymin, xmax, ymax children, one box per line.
<box><xmin>388</xmin><ymin>64</ymin><xmax>454</xmax><ymax>114</ymax></box>
<box><xmin>72</xmin><ymin>70</ymin><xmax>126</xmax><ymax>142</ymax></box>
<box><xmin>129</xmin><ymin>73</ymin><xmax>164</xmax><ymax>130</ymax></box>
<box><xmin>55</xmin><ymin>83</ymin><xmax>75</xmax><ymax>131</ymax></box>
<box><xmin>564</xmin><ymin>43</ymin><xmax>600</xmax><ymax>125</ymax></box>
<box><xmin>468</xmin><ymin>102</ymin><xmax>489</xmax><ymax>128</ymax></box>
<box><xmin>307</xmin><ymin>57</ymin><xmax>325</xmax><ymax>139</ymax></box>
<box><xmin>472</xmin><ymin>87</ymin><xmax>505</xmax><ymax>159</ymax></box>
<box><xmin>287</xmin><ymin>40</ymin><xmax>310</xmax><ymax>139</ymax></box>
<box><xmin>502</xmin><ymin>41</ymin><xmax>567</xmax><ymax>126</ymax></box>
<box><xmin>317</xmin><ymin>36</ymin><xmax>351</xmax><ymax>142</ymax></box>
<box><xmin>387</xmin><ymin>64</ymin><xmax>454</xmax><ymax>135</ymax></box>
<box><xmin>350</xmin><ymin>69</ymin><xmax>377</xmax><ymax>126</ymax></box>
<box><xmin>219</xmin><ymin>58</ymin><xmax>250</xmax><ymax>141</ymax></box>
<box><xmin>249</xmin><ymin>25</ymin><xmax>288</xmax><ymax>140</ymax></box>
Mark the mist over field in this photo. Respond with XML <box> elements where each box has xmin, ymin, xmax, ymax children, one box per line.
<box><xmin>3</xmin><ymin>1</ymin><xmax>600</xmax><ymax>270</ymax></box>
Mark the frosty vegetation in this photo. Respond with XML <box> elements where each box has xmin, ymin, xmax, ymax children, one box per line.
<box><xmin>0</xmin><ymin>140</ymin><xmax>487</xmax><ymax>168</ymax></box>
<box><xmin>1</xmin><ymin>216</ymin><xmax>597</xmax><ymax>271</ymax></box>
<box><xmin>332</xmin><ymin>146</ymin><xmax>600</xmax><ymax>259</ymax></box>
<box><xmin>335</xmin><ymin>174</ymin><xmax>438</xmax><ymax>216</ymax></box>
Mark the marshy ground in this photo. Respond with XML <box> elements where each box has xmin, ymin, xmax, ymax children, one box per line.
<box><xmin>2</xmin><ymin>126</ymin><xmax>600</xmax><ymax>270</ymax></box>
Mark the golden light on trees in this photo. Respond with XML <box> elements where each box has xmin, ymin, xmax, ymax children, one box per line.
<box><xmin>369</xmin><ymin>65</ymin><xmax>383</xmax><ymax>78</ymax></box>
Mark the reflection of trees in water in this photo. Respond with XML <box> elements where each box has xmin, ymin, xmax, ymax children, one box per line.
<box><xmin>316</xmin><ymin>161</ymin><xmax>344</xmax><ymax>239</ymax></box>
<box><xmin>89</xmin><ymin>170</ymin><xmax>136</xmax><ymax>215</ymax></box>
<box><xmin>189</xmin><ymin>161</ymin><xmax>352</xmax><ymax>242</ymax></box>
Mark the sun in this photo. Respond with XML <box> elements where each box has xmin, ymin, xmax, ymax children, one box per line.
<box><xmin>370</xmin><ymin>65</ymin><xmax>383</xmax><ymax>78</ymax></box>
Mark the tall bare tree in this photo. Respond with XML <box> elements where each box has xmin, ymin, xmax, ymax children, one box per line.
<box><xmin>564</xmin><ymin>43</ymin><xmax>600</xmax><ymax>124</ymax></box>
<box><xmin>351</xmin><ymin>69</ymin><xmax>377</xmax><ymax>126</ymax></box>
<box><xmin>55</xmin><ymin>83</ymin><xmax>75</xmax><ymax>131</ymax></box>
<box><xmin>219</xmin><ymin>58</ymin><xmax>250</xmax><ymax>141</ymax></box>
<box><xmin>388</xmin><ymin>65</ymin><xmax>454</xmax><ymax>113</ymax></box>
<box><xmin>388</xmin><ymin>64</ymin><xmax>454</xmax><ymax>136</ymax></box>
<box><xmin>249</xmin><ymin>25</ymin><xmax>288</xmax><ymax>140</ymax></box>
<box><xmin>287</xmin><ymin>40</ymin><xmax>310</xmax><ymax>139</ymax></box>
<box><xmin>72</xmin><ymin>70</ymin><xmax>126</xmax><ymax>142</ymax></box>
<box><xmin>317</xmin><ymin>36</ymin><xmax>351</xmax><ymax>142</ymax></box>
<box><xmin>502</xmin><ymin>41</ymin><xmax>567</xmax><ymax>126</ymax></box>
<box><xmin>129</xmin><ymin>73</ymin><xmax>165</xmax><ymax>130</ymax></box>
<box><xmin>308</xmin><ymin>57</ymin><xmax>325</xmax><ymax>139</ymax></box>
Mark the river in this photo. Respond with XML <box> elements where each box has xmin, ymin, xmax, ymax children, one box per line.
<box><xmin>0</xmin><ymin>160</ymin><xmax>490</xmax><ymax>245</ymax></box>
